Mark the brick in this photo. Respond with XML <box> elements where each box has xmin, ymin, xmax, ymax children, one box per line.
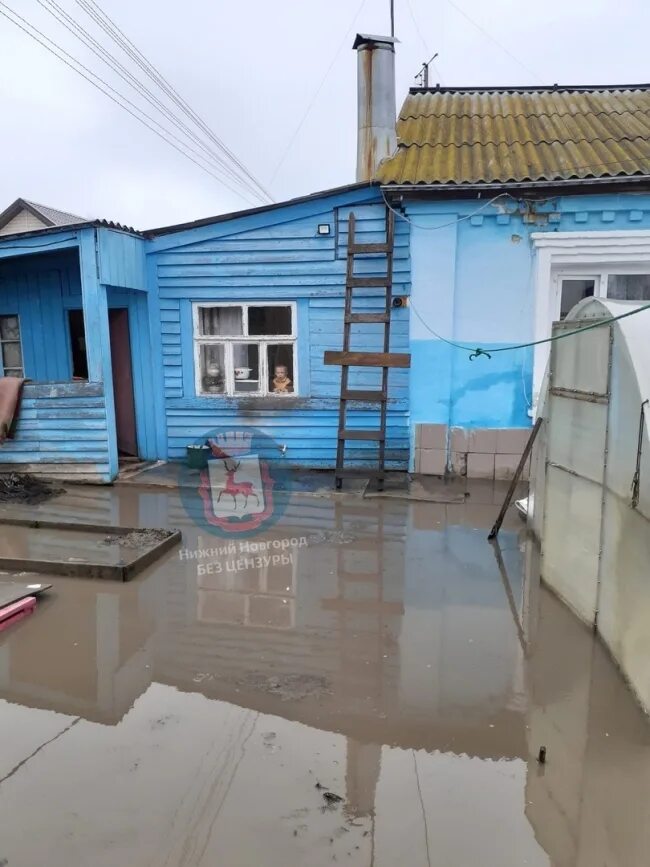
<box><xmin>467</xmin><ymin>428</ymin><xmax>497</xmax><ymax>454</ymax></box>
<box><xmin>419</xmin><ymin>423</ymin><xmax>447</xmax><ymax>450</ymax></box>
<box><xmin>466</xmin><ymin>452</ymin><xmax>495</xmax><ymax>479</ymax></box>
<box><xmin>450</xmin><ymin>450</ymin><xmax>467</xmax><ymax>476</ymax></box>
<box><xmin>450</xmin><ymin>427</ymin><xmax>468</xmax><ymax>453</ymax></box>
<box><xmin>495</xmin><ymin>453</ymin><xmax>527</xmax><ymax>480</ymax></box>
<box><xmin>496</xmin><ymin>428</ymin><xmax>531</xmax><ymax>455</ymax></box>
<box><xmin>419</xmin><ymin>448</ymin><xmax>447</xmax><ymax>476</ymax></box>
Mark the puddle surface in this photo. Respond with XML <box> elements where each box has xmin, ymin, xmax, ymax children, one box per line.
<box><xmin>0</xmin><ymin>483</ymin><xmax>648</xmax><ymax>866</ymax></box>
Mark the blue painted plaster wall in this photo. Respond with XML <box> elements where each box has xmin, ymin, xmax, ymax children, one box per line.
<box><xmin>148</xmin><ymin>186</ymin><xmax>411</xmax><ymax>468</ymax></box>
<box><xmin>406</xmin><ymin>192</ymin><xmax>650</xmax><ymax>433</ymax></box>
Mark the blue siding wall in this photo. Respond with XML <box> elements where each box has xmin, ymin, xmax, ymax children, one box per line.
<box><xmin>0</xmin><ymin>247</ymin><xmax>114</xmax><ymax>480</ymax></box>
<box><xmin>0</xmin><ymin>229</ymin><xmax>162</xmax><ymax>480</ymax></box>
<box><xmin>149</xmin><ymin>188</ymin><xmax>411</xmax><ymax>468</ymax></box>
<box><xmin>0</xmin><ymin>382</ymin><xmax>111</xmax><ymax>480</ymax></box>
<box><xmin>407</xmin><ymin>192</ymin><xmax>650</xmax><ymax>435</ymax></box>
<box><xmin>98</xmin><ymin>230</ymin><xmax>147</xmax><ymax>291</ymax></box>
<box><xmin>0</xmin><ymin>250</ymin><xmax>81</xmax><ymax>380</ymax></box>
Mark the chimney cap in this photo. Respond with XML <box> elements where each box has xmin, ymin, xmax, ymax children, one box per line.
<box><xmin>353</xmin><ymin>33</ymin><xmax>399</xmax><ymax>50</ymax></box>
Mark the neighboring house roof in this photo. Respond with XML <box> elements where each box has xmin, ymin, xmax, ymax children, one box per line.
<box><xmin>376</xmin><ymin>84</ymin><xmax>650</xmax><ymax>187</ymax></box>
<box><xmin>145</xmin><ymin>180</ymin><xmax>374</xmax><ymax>236</ymax></box>
<box><xmin>0</xmin><ymin>197</ymin><xmax>85</xmax><ymax>234</ymax></box>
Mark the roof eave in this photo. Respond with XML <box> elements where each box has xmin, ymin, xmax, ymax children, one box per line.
<box><xmin>145</xmin><ymin>181</ymin><xmax>377</xmax><ymax>237</ymax></box>
<box><xmin>0</xmin><ymin>220</ymin><xmax>143</xmax><ymax>245</ymax></box>
<box><xmin>380</xmin><ymin>174</ymin><xmax>650</xmax><ymax>195</ymax></box>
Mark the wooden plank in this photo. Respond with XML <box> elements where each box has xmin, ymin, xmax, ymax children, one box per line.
<box><xmin>321</xmin><ymin>597</ymin><xmax>404</xmax><ymax>615</ymax></box>
<box><xmin>23</xmin><ymin>382</ymin><xmax>105</xmax><ymax>399</ymax></box>
<box><xmin>344</xmin><ymin>313</ymin><xmax>389</xmax><ymax>324</ymax></box>
<box><xmin>342</xmin><ymin>389</ymin><xmax>386</xmax><ymax>402</ymax></box>
<box><xmin>324</xmin><ymin>351</ymin><xmax>410</xmax><ymax>368</ymax></box>
<box><xmin>334</xmin><ymin>467</ymin><xmax>398</xmax><ymax>477</ymax></box>
<box><xmin>338</xmin><ymin>429</ymin><xmax>384</xmax><ymax>441</ymax></box>
<box><xmin>348</xmin><ymin>276</ymin><xmax>389</xmax><ymax>288</ymax></box>
<box><xmin>349</xmin><ymin>242</ymin><xmax>391</xmax><ymax>254</ymax></box>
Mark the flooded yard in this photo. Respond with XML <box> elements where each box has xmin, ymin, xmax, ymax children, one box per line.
<box><xmin>0</xmin><ymin>479</ymin><xmax>648</xmax><ymax>866</ymax></box>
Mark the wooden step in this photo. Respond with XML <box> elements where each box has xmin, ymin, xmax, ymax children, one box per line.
<box><xmin>321</xmin><ymin>597</ymin><xmax>404</xmax><ymax>615</ymax></box>
<box><xmin>344</xmin><ymin>313</ymin><xmax>389</xmax><ymax>324</ymax></box>
<box><xmin>324</xmin><ymin>350</ymin><xmax>411</xmax><ymax>368</ymax></box>
<box><xmin>334</xmin><ymin>468</ymin><xmax>389</xmax><ymax>478</ymax></box>
<box><xmin>338</xmin><ymin>429</ymin><xmax>385</xmax><ymax>441</ymax></box>
<box><xmin>348</xmin><ymin>276</ymin><xmax>390</xmax><ymax>288</ymax></box>
<box><xmin>341</xmin><ymin>389</ymin><xmax>386</xmax><ymax>402</ymax></box>
<box><xmin>349</xmin><ymin>242</ymin><xmax>391</xmax><ymax>254</ymax></box>
<box><xmin>337</xmin><ymin>570</ymin><xmax>381</xmax><ymax>582</ymax></box>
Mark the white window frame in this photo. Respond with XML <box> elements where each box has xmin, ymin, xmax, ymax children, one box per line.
<box><xmin>0</xmin><ymin>313</ymin><xmax>24</xmax><ymax>377</ymax></box>
<box><xmin>532</xmin><ymin>230</ymin><xmax>650</xmax><ymax>414</ymax></box>
<box><xmin>192</xmin><ymin>301</ymin><xmax>298</xmax><ymax>398</ymax></box>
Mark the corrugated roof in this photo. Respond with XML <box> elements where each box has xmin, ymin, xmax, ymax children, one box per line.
<box><xmin>376</xmin><ymin>85</ymin><xmax>650</xmax><ymax>186</ymax></box>
<box><xmin>23</xmin><ymin>199</ymin><xmax>85</xmax><ymax>226</ymax></box>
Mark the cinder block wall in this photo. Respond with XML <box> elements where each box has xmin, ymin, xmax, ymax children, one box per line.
<box><xmin>414</xmin><ymin>424</ymin><xmax>531</xmax><ymax>480</ymax></box>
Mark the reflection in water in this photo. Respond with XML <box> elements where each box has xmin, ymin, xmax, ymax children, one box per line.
<box><xmin>0</xmin><ymin>483</ymin><xmax>647</xmax><ymax>866</ymax></box>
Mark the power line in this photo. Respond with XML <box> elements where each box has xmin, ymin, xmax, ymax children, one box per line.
<box><xmin>36</xmin><ymin>0</ymin><xmax>266</xmax><ymax>203</ymax></box>
<box><xmin>75</xmin><ymin>0</ymin><xmax>274</xmax><ymax>203</ymax></box>
<box><xmin>0</xmin><ymin>3</ymin><xmax>258</xmax><ymax>205</ymax></box>
<box><xmin>410</xmin><ymin>295</ymin><xmax>650</xmax><ymax>360</ymax></box>
<box><xmin>269</xmin><ymin>0</ymin><xmax>369</xmax><ymax>185</ymax></box>
<box><xmin>381</xmin><ymin>189</ymin><xmax>514</xmax><ymax>229</ymax></box>
<box><xmin>445</xmin><ymin>0</ymin><xmax>542</xmax><ymax>83</ymax></box>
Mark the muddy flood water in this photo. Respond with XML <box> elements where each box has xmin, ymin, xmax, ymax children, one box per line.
<box><xmin>0</xmin><ymin>480</ymin><xmax>648</xmax><ymax>866</ymax></box>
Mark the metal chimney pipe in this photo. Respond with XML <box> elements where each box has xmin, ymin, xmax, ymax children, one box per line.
<box><xmin>353</xmin><ymin>33</ymin><xmax>398</xmax><ymax>182</ymax></box>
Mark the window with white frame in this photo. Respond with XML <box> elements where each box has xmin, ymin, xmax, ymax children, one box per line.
<box><xmin>193</xmin><ymin>302</ymin><xmax>297</xmax><ymax>397</ymax></box>
<box><xmin>0</xmin><ymin>315</ymin><xmax>23</xmax><ymax>377</ymax></box>
<box><xmin>532</xmin><ymin>230</ymin><xmax>650</xmax><ymax>414</ymax></box>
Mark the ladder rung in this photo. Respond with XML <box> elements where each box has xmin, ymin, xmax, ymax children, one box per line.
<box><xmin>345</xmin><ymin>313</ymin><xmax>389</xmax><ymax>324</ymax></box>
<box><xmin>338</xmin><ymin>429</ymin><xmax>385</xmax><ymax>441</ymax></box>
<box><xmin>338</xmin><ymin>571</ymin><xmax>380</xmax><ymax>582</ymax></box>
<box><xmin>324</xmin><ymin>350</ymin><xmax>411</xmax><ymax>368</ymax></box>
<box><xmin>342</xmin><ymin>389</ymin><xmax>386</xmax><ymax>402</ymax></box>
<box><xmin>349</xmin><ymin>242</ymin><xmax>391</xmax><ymax>254</ymax></box>
<box><xmin>334</xmin><ymin>468</ymin><xmax>392</xmax><ymax>478</ymax></box>
<box><xmin>348</xmin><ymin>276</ymin><xmax>389</xmax><ymax>288</ymax></box>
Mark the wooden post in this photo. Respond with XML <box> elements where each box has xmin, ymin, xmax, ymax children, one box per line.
<box><xmin>79</xmin><ymin>227</ymin><xmax>118</xmax><ymax>481</ymax></box>
<box><xmin>488</xmin><ymin>417</ymin><xmax>543</xmax><ymax>540</ymax></box>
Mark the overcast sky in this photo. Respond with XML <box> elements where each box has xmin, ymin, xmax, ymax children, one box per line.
<box><xmin>0</xmin><ymin>0</ymin><xmax>648</xmax><ymax>229</ymax></box>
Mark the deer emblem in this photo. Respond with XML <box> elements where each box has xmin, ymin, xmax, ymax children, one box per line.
<box><xmin>208</xmin><ymin>438</ymin><xmax>260</xmax><ymax>510</ymax></box>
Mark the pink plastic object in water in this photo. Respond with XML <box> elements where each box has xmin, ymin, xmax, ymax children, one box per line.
<box><xmin>0</xmin><ymin>595</ymin><xmax>36</xmax><ymax>631</ymax></box>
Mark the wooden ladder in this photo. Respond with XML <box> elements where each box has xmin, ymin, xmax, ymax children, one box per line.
<box><xmin>324</xmin><ymin>208</ymin><xmax>410</xmax><ymax>489</ymax></box>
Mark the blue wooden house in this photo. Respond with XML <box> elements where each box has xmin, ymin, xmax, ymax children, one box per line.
<box><xmin>2</xmin><ymin>34</ymin><xmax>650</xmax><ymax>483</ymax></box>
<box><xmin>0</xmin><ymin>183</ymin><xmax>410</xmax><ymax>482</ymax></box>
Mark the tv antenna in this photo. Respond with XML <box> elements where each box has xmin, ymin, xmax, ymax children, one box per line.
<box><xmin>415</xmin><ymin>53</ymin><xmax>439</xmax><ymax>88</ymax></box>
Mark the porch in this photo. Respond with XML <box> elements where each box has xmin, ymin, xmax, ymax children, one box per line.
<box><xmin>0</xmin><ymin>225</ymin><xmax>163</xmax><ymax>482</ymax></box>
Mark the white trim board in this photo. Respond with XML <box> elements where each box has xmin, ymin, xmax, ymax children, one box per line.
<box><xmin>532</xmin><ymin>230</ymin><xmax>650</xmax><ymax>411</ymax></box>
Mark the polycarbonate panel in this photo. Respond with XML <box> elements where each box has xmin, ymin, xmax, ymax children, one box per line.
<box><xmin>598</xmin><ymin>490</ymin><xmax>650</xmax><ymax>710</ymax></box>
<box><xmin>551</xmin><ymin>323</ymin><xmax>610</xmax><ymax>395</ymax></box>
<box><xmin>542</xmin><ymin>465</ymin><xmax>601</xmax><ymax>624</ymax></box>
<box><xmin>547</xmin><ymin>394</ymin><xmax>608</xmax><ymax>485</ymax></box>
